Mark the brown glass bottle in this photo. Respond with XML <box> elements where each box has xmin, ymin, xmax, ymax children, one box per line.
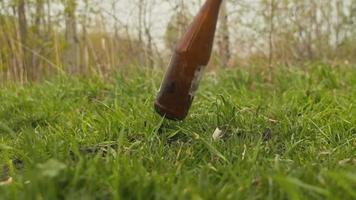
<box><xmin>154</xmin><ymin>0</ymin><xmax>223</xmax><ymax>120</ymax></box>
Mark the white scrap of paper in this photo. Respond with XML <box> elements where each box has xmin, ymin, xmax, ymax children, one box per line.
<box><xmin>212</xmin><ymin>128</ymin><xmax>223</xmax><ymax>141</ymax></box>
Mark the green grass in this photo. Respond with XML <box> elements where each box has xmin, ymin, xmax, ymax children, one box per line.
<box><xmin>0</xmin><ymin>64</ymin><xmax>355</xmax><ymax>199</ymax></box>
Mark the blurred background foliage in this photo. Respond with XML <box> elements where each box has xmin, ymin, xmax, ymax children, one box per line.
<box><xmin>0</xmin><ymin>0</ymin><xmax>355</xmax><ymax>84</ymax></box>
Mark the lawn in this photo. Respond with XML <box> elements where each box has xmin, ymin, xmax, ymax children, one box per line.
<box><xmin>0</xmin><ymin>64</ymin><xmax>355</xmax><ymax>199</ymax></box>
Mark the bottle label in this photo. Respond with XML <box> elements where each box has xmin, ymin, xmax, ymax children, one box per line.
<box><xmin>189</xmin><ymin>65</ymin><xmax>206</xmax><ymax>97</ymax></box>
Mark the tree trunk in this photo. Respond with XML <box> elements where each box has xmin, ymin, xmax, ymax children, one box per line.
<box><xmin>142</xmin><ymin>0</ymin><xmax>154</xmax><ymax>67</ymax></box>
<box><xmin>138</xmin><ymin>0</ymin><xmax>144</xmax><ymax>43</ymax></box>
<box><xmin>17</xmin><ymin>0</ymin><xmax>27</xmax><ymax>82</ymax></box>
<box><xmin>63</xmin><ymin>0</ymin><xmax>79</xmax><ymax>74</ymax></box>
<box><xmin>218</xmin><ymin>0</ymin><xmax>231</xmax><ymax>67</ymax></box>
<box><xmin>268</xmin><ymin>0</ymin><xmax>275</xmax><ymax>68</ymax></box>
<box><xmin>31</xmin><ymin>0</ymin><xmax>45</xmax><ymax>80</ymax></box>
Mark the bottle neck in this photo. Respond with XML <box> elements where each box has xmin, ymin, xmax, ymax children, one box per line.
<box><xmin>175</xmin><ymin>0</ymin><xmax>223</xmax><ymax>63</ymax></box>
<box><xmin>204</xmin><ymin>0</ymin><xmax>223</xmax><ymax>8</ymax></box>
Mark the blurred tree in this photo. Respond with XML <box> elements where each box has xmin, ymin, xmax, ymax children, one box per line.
<box><xmin>17</xmin><ymin>0</ymin><xmax>27</xmax><ymax>82</ymax></box>
<box><xmin>217</xmin><ymin>0</ymin><xmax>231</xmax><ymax>67</ymax></box>
<box><xmin>30</xmin><ymin>0</ymin><xmax>45</xmax><ymax>80</ymax></box>
<box><xmin>164</xmin><ymin>0</ymin><xmax>191</xmax><ymax>51</ymax></box>
<box><xmin>62</xmin><ymin>0</ymin><xmax>79</xmax><ymax>74</ymax></box>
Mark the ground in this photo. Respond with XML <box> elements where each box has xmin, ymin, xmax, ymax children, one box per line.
<box><xmin>0</xmin><ymin>64</ymin><xmax>355</xmax><ymax>199</ymax></box>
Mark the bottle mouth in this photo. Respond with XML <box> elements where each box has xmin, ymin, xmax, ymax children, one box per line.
<box><xmin>154</xmin><ymin>101</ymin><xmax>186</xmax><ymax>121</ymax></box>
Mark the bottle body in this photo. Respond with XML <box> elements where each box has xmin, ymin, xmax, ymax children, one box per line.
<box><xmin>155</xmin><ymin>0</ymin><xmax>223</xmax><ymax>120</ymax></box>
